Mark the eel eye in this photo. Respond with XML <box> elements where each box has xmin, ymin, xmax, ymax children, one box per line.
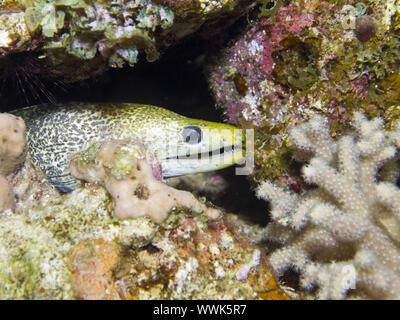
<box><xmin>182</xmin><ymin>126</ymin><xmax>202</xmax><ymax>144</ymax></box>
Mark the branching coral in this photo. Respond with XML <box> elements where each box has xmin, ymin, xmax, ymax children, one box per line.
<box><xmin>70</xmin><ymin>140</ymin><xmax>220</xmax><ymax>223</ymax></box>
<box><xmin>256</xmin><ymin>112</ymin><xmax>400</xmax><ymax>299</ymax></box>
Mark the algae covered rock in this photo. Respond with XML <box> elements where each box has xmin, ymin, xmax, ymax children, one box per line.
<box><xmin>0</xmin><ymin>155</ymin><xmax>291</xmax><ymax>299</ymax></box>
<box><xmin>66</xmin><ymin>208</ymin><xmax>292</xmax><ymax>300</ymax></box>
<box><xmin>0</xmin><ymin>0</ymin><xmax>253</xmax><ymax>83</ymax></box>
<box><xmin>208</xmin><ymin>0</ymin><xmax>400</xmax><ymax>189</ymax></box>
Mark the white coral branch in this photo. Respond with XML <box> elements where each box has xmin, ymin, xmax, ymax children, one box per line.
<box><xmin>257</xmin><ymin>112</ymin><xmax>400</xmax><ymax>299</ymax></box>
<box><xmin>256</xmin><ymin>181</ymin><xmax>299</xmax><ymax>221</ymax></box>
<box><xmin>289</xmin><ymin>114</ymin><xmax>336</xmax><ymax>163</ymax></box>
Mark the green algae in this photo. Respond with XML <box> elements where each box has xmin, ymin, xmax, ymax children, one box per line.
<box><xmin>75</xmin><ymin>141</ymin><xmax>103</xmax><ymax>166</ymax></box>
<box><xmin>110</xmin><ymin>143</ymin><xmax>145</xmax><ymax>179</ymax></box>
<box><xmin>273</xmin><ymin>36</ymin><xmax>321</xmax><ymax>91</ymax></box>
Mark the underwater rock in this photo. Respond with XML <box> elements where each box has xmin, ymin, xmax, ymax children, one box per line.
<box><xmin>69</xmin><ymin>211</ymin><xmax>293</xmax><ymax>300</ymax></box>
<box><xmin>0</xmin><ymin>156</ymin><xmax>291</xmax><ymax>299</ymax></box>
<box><xmin>0</xmin><ymin>0</ymin><xmax>253</xmax><ymax>83</ymax></box>
<box><xmin>68</xmin><ymin>238</ymin><xmax>121</xmax><ymax>300</ymax></box>
<box><xmin>208</xmin><ymin>0</ymin><xmax>400</xmax><ymax>189</ymax></box>
<box><xmin>9</xmin><ymin>159</ymin><xmax>60</xmax><ymax>212</ymax></box>
<box><xmin>166</xmin><ymin>171</ymin><xmax>228</xmax><ymax>202</ymax></box>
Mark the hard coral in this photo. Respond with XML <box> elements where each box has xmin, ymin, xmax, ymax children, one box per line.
<box><xmin>69</xmin><ymin>140</ymin><xmax>220</xmax><ymax>223</ymax></box>
<box><xmin>256</xmin><ymin>112</ymin><xmax>400</xmax><ymax>299</ymax></box>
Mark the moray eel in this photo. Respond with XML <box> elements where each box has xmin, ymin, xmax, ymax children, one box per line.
<box><xmin>12</xmin><ymin>102</ymin><xmax>244</xmax><ymax>192</ymax></box>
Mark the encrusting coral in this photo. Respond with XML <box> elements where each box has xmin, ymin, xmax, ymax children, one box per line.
<box><xmin>69</xmin><ymin>140</ymin><xmax>220</xmax><ymax>223</ymax></box>
<box><xmin>0</xmin><ymin>113</ymin><xmax>26</xmax><ymax>211</ymax></box>
<box><xmin>256</xmin><ymin>112</ymin><xmax>400</xmax><ymax>299</ymax></box>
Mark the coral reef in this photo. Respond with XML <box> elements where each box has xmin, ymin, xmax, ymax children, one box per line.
<box><xmin>93</xmin><ymin>211</ymin><xmax>290</xmax><ymax>300</ymax></box>
<box><xmin>0</xmin><ymin>0</ymin><xmax>253</xmax><ymax>84</ymax></box>
<box><xmin>3</xmin><ymin>0</ymin><xmax>400</xmax><ymax>301</ymax></box>
<box><xmin>0</xmin><ymin>131</ymin><xmax>289</xmax><ymax>299</ymax></box>
<box><xmin>69</xmin><ymin>140</ymin><xmax>221</xmax><ymax>223</ymax></box>
<box><xmin>208</xmin><ymin>0</ymin><xmax>400</xmax><ymax>188</ymax></box>
<box><xmin>256</xmin><ymin>112</ymin><xmax>400</xmax><ymax>299</ymax></box>
<box><xmin>0</xmin><ymin>113</ymin><xmax>26</xmax><ymax>210</ymax></box>
<box><xmin>0</xmin><ymin>156</ymin><xmax>291</xmax><ymax>299</ymax></box>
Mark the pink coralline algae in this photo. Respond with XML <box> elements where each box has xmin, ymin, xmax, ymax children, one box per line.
<box><xmin>258</xmin><ymin>3</ymin><xmax>314</xmax><ymax>76</ymax></box>
<box><xmin>350</xmin><ymin>77</ymin><xmax>370</xmax><ymax>99</ymax></box>
<box><xmin>227</xmin><ymin>2</ymin><xmax>314</xmax><ymax>85</ymax></box>
<box><xmin>210</xmin><ymin>2</ymin><xmax>315</xmax><ymax>127</ymax></box>
<box><xmin>208</xmin><ymin>0</ymin><xmax>400</xmax><ymax>187</ymax></box>
<box><xmin>208</xmin><ymin>2</ymin><xmax>320</xmax><ymax>186</ymax></box>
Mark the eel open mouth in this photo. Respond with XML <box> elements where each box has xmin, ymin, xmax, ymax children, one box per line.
<box><xmin>161</xmin><ymin>144</ymin><xmax>245</xmax><ymax>177</ymax></box>
<box><xmin>164</xmin><ymin>145</ymin><xmax>242</xmax><ymax>160</ymax></box>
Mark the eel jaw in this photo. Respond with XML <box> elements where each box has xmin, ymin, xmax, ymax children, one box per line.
<box><xmin>160</xmin><ymin>145</ymin><xmax>245</xmax><ymax>177</ymax></box>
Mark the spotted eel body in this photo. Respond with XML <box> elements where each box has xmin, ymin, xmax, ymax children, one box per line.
<box><xmin>12</xmin><ymin>102</ymin><xmax>243</xmax><ymax>192</ymax></box>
